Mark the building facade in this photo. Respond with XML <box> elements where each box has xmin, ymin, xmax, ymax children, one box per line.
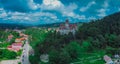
<box><xmin>59</xmin><ymin>19</ymin><xmax>77</xmax><ymax>35</ymax></box>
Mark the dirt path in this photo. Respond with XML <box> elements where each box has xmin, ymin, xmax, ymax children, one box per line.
<box><xmin>0</xmin><ymin>59</ymin><xmax>20</xmax><ymax>64</ymax></box>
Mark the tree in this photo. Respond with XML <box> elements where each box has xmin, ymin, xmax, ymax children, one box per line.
<box><xmin>82</xmin><ymin>41</ymin><xmax>93</xmax><ymax>52</ymax></box>
<box><xmin>29</xmin><ymin>55</ymin><xmax>39</xmax><ymax>64</ymax></box>
<box><xmin>65</xmin><ymin>42</ymin><xmax>81</xmax><ymax>59</ymax></box>
<box><xmin>2</xmin><ymin>49</ymin><xmax>17</xmax><ymax>59</ymax></box>
<box><xmin>49</xmin><ymin>49</ymin><xmax>71</xmax><ymax>64</ymax></box>
<box><xmin>49</xmin><ymin>49</ymin><xmax>60</xmax><ymax>64</ymax></box>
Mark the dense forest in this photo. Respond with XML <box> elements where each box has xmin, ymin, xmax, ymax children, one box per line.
<box><xmin>76</xmin><ymin>12</ymin><xmax>120</xmax><ymax>48</ymax></box>
<box><xmin>27</xmin><ymin>12</ymin><xmax>120</xmax><ymax>64</ymax></box>
<box><xmin>0</xmin><ymin>23</ymin><xmax>28</xmax><ymax>29</ymax></box>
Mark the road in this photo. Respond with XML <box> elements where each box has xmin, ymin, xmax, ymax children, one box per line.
<box><xmin>21</xmin><ymin>38</ymin><xmax>30</xmax><ymax>64</ymax></box>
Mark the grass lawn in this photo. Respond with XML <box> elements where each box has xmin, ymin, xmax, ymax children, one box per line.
<box><xmin>39</xmin><ymin>50</ymin><xmax>106</xmax><ymax>64</ymax></box>
<box><xmin>71</xmin><ymin>50</ymin><xmax>106</xmax><ymax>64</ymax></box>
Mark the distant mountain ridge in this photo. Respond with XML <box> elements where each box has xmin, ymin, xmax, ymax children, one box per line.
<box><xmin>0</xmin><ymin>23</ymin><xmax>28</xmax><ymax>29</ymax></box>
<box><xmin>36</xmin><ymin>22</ymin><xmax>83</xmax><ymax>27</ymax></box>
<box><xmin>0</xmin><ymin>22</ymin><xmax>83</xmax><ymax>29</ymax></box>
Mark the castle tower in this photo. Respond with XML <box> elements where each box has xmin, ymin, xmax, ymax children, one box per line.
<box><xmin>65</xmin><ymin>19</ymin><xmax>70</xmax><ymax>30</ymax></box>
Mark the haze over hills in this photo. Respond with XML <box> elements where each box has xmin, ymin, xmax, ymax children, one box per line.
<box><xmin>0</xmin><ymin>21</ymin><xmax>83</xmax><ymax>29</ymax></box>
<box><xmin>0</xmin><ymin>11</ymin><xmax>120</xmax><ymax>29</ymax></box>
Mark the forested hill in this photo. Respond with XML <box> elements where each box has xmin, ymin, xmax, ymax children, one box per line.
<box><xmin>0</xmin><ymin>23</ymin><xmax>28</xmax><ymax>29</ymax></box>
<box><xmin>102</xmin><ymin>12</ymin><xmax>120</xmax><ymax>34</ymax></box>
<box><xmin>77</xmin><ymin>12</ymin><xmax>120</xmax><ymax>39</ymax></box>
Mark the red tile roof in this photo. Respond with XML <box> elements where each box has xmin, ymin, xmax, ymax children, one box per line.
<box><xmin>7</xmin><ymin>45</ymin><xmax>12</xmax><ymax>48</ymax></box>
<box><xmin>12</xmin><ymin>43</ymin><xmax>22</xmax><ymax>46</ymax></box>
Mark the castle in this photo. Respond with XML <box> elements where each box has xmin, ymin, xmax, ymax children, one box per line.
<box><xmin>59</xmin><ymin>19</ymin><xmax>77</xmax><ymax>35</ymax></box>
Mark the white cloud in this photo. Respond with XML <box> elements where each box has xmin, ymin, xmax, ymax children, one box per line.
<box><xmin>97</xmin><ymin>8</ymin><xmax>106</xmax><ymax>13</ymax></box>
<box><xmin>0</xmin><ymin>8</ymin><xmax>4</xmax><ymax>11</ymax></box>
<box><xmin>61</xmin><ymin>3</ymin><xmax>78</xmax><ymax>17</ymax></box>
<box><xmin>58</xmin><ymin>3</ymin><xmax>85</xmax><ymax>20</ymax></box>
<box><xmin>118</xmin><ymin>8</ymin><xmax>120</xmax><ymax>11</ymax></box>
<box><xmin>0</xmin><ymin>8</ymin><xmax>7</xmax><ymax>18</ymax></box>
<box><xmin>69</xmin><ymin>14</ymin><xmax>86</xmax><ymax>20</ymax></box>
<box><xmin>27</xmin><ymin>0</ymin><xmax>38</xmax><ymax>10</ymax></box>
<box><xmin>98</xmin><ymin>13</ymin><xmax>106</xmax><ymax>17</ymax></box>
<box><xmin>40</xmin><ymin>0</ymin><xmax>64</xmax><ymax>10</ymax></box>
<box><xmin>2</xmin><ymin>11</ymin><xmax>58</xmax><ymax>22</ymax></box>
<box><xmin>97</xmin><ymin>1</ymin><xmax>109</xmax><ymax>17</ymax></box>
<box><xmin>39</xmin><ymin>0</ymin><xmax>85</xmax><ymax>20</ymax></box>
<box><xmin>87</xmin><ymin>16</ymin><xmax>96</xmax><ymax>20</ymax></box>
<box><xmin>80</xmin><ymin>1</ymin><xmax>96</xmax><ymax>12</ymax></box>
<box><xmin>43</xmin><ymin>0</ymin><xmax>62</xmax><ymax>7</ymax></box>
<box><xmin>39</xmin><ymin>0</ymin><xmax>81</xmax><ymax>19</ymax></box>
<box><xmin>97</xmin><ymin>8</ymin><xmax>106</xmax><ymax>17</ymax></box>
<box><xmin>0</xmin><ymin>0</ymin><xmax>87</xmax><ymax>23</ymax></box>
<box><xmin>102</xmin><ymin>1</ymin><xmax>109</xmax><ymax>8</ymax></box>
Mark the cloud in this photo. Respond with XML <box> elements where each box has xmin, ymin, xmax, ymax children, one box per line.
<box><xmin>118</xmin><ymin>8</ymin><xmax>120</xmax><ymax>11</ymax></box>
<box><xmin>27</xmin><ymin>0</ymin><xmax>38</xmax><ymax>10</ymax></box>
<box><xmin>39</xmin><ymin>0</ymin><xmax>74</xmax><ymax>16</ymax></box>
<box><xmin>40</xmin><ymin>0</ymin><xmax>64</xmax><ymax>10</ymax></box>
<box><xmin>87</xmin><ymin>16</ymin><xmax>96</xmax><ymax>20</ymax></box>
<box><xmin>43</xmin><ymin>0</ymin><xmax>62</xmax><ymax>7</ymax></box>
<box><xmin>39</xmin><ymin>0</ymin><xmax>83</xmax><ymax>20</ymax></box>
<box><xmin>76</xmin><ymin>15</ymin><xmax>86</xmax><ymax>20</ymax></box>
<box><xmin>0</xmin><ymin>0</ymin><xmax>38</xmax><ymax>12</ymax></box>
<box><xmin>97</xmin><ymin>1</ymin><xmax>109</xmax><ymax>17</ymax></box>
<box><xmin>60</xmin><ymin>3</ymin><xmax>78</xmax><ymax>17</ymax></box>
<box><xmin>1</xmin><ymin>11</ymin><xmax>58</xmax><ymax>23</ymax></box>
<box><xmin>80</xmin><ymin>1</ymin><xmax>96</xmax><ymax>12</ymax></box>
<box><xmin>0</xmin><ymin>8</ymin><xmax>7</xmax><ymax>18</ymax></box>
<box><xmin>97</xmin><ymin>8</ymin><xmax>107</xmax><ymax>17</ymax></box>
<box><xmin>102</xmin><ymin>1</ymin><xmax>109</xmax><ymax>8</ymax></box>
<box><xmin>0</xmin><ymin>0</ymin><xmax>86</xmax><ymax>23</ymax></box>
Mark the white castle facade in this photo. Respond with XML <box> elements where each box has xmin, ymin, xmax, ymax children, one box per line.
<box><xmin>59</xmin><ymin>19</ymin><xmax>77</xmax><ymax>35</ymax></box>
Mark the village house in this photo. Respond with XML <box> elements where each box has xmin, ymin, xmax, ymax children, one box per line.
<box><xmin>7</xmin><ymin>34</ymin><xmax>14</xmax><ymax>42</ymax></box>
<box><xmin>59</xmin><ymin>19</ymin><xmax>77</xmax><ymax>35</ymax></box>
<box><xmin>7</xmin><ymin>32</ymin><xmax>28</xmax><ymax>52</ymax></box>
<box><xmin>19</xmin><ymin>33</ymin><xmax>25</xmax><ymax>37</ymax></box>
<box><xmin>15</xmin><ymin>38</ymin><xmax>23</xmax><ymax>43</ymax></box>
<box><xmin>12</xmin><ymin>43</ymin><xmax>22</xmax><ymax>49</ymax></box>
<box><xmin>15</xmin><ymin>36</ymin><xmax>27</xmax><ymax>43</ymax></box>
<box><xmin>13</xmin><ymin>29</ymin><xmax>22</xmax><ymax>33</ymax></box>
<box><xmin>7</xmin><ymin>43</ymin><xmax>22</xmax><ymax>52</ymax></box>
<box><xmin>19</xmin><ymin>33</ymin><xmax>28</xmax><ymax>39</ymax></box>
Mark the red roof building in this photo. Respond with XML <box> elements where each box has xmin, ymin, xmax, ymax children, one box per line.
<box><xmin>7</xmin><ymin>34</ymin><xmax>14</xmax><ymax>42</ymax></box>
<box><xmin>7</xmin><ymin>43</ymin><xmax>22</xmax><ymax>52</ymax></box>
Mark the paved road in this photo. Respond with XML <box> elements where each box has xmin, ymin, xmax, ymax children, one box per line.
<box><xmin>21</xmin><ymin>38</ymin><xmax>30</xmax><ymax>64</ymax></box>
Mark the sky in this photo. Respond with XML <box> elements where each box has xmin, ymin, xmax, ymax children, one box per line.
<box><xmin>0</xmin><ymin>0</ymin><xmax>120</xmax><ymax>25</ymax></box>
